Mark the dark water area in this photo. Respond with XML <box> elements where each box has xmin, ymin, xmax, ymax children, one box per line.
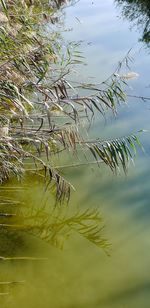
<box><xmin>1</xmin><ymin>0</ymin><xmax>150</xmax><ymax>307</ymax></box>
<box><xmin>115</xmin><ymin>0</ymin><xmax>150</xmax><ymax>46</ymax></box>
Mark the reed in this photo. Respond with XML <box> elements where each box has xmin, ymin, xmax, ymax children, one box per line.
<box><xmin>0</xmin><ymin>0</ymin><xmax>144</xmax><ymax>205</ymax></box>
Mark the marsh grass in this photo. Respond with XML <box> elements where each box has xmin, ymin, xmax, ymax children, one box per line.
<box><xmin>0</xmin><ymin>0</ymin><xmax>147</xmax><ymax>299</ymax></box>
<box><xmin>0</xmin><ymin>0</ymin><xmax>144</xmax><ymax>204</ymax></box>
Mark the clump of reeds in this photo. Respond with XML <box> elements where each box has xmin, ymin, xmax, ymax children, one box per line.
<box><xmin>0</xmin><ymin>0</ymin><xmax>144</xmax><ymax>205</ymax></box>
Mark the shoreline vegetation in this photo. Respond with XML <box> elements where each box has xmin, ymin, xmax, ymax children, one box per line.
<box><xmin>0</xmin><ymin>0</ymin><xmax>147</xmax><ymax>296</ymax></box>
<box><xmin>0</xmin><ymin>0</ymin><xmax>145</xmax><ymax>254</ymax></box>
<box><xmin>0</xmin><ymin>0</ymin><xmax>143</xmax><ymax>195</ymax></box>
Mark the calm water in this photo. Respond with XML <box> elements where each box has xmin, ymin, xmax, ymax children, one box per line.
<box><xmin>1</xmin><ymin>1</ymin><xmax>150</xmax><ymax>307</ymax></box>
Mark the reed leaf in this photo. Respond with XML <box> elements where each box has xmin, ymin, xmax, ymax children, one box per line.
<box><xmin>87</xmin><ymin>133</ymin><xmax>142</xmax><ymax>173</ymax></box>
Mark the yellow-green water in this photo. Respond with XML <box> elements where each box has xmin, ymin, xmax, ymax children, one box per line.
<box><xmin>1</xmin><ymin>159</ymin><xmax>150</xmax><ymax>308</ymax></box>
<box><xmin>1</xmin><ymin>0</ymin><xmax>150</xmax><ymax>307</ymax></box>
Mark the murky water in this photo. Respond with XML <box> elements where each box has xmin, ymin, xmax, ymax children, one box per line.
<box><xmin>1</xmin><ymin>0</ymin><xmax>150</xmax><ymax>307</ymax></box>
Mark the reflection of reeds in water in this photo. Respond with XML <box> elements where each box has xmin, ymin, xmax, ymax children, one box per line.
<box><xmin>0</xmin><ymin>184</ymin><xmax>109</xmax><ymax>296</ymax></box>
<box><xmin>0</xmin><ymin>281</ymin><xmax>25</xmax><ymax>297</ymax></box>
<box><xmin>0</xmin><ymin>194</ymin><xmax>109</xmax><ymax>252</ymax></box>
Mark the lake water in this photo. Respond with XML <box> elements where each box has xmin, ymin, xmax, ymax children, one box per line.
<box><xmin>1</xmin><ymin>0</ymin><xmax>150</xmax><ymax>307</ymax></box>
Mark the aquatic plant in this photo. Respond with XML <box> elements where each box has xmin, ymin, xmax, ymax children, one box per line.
<box><xmin>0</xmin><ymin>0</ymin><xmax>143</xmax><ymax>205</ymax></box>
<box><xmin>0</xmin><ymin>0</ymin><xmax>147</xmax><ymax>295</ymax></box>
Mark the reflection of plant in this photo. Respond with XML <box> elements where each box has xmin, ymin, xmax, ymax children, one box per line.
<box><xmin>116</xmin><ymin>0</ymin><xmax>150</xmax><ymax>45</ymax></box>
<box><xmin>0</xmin><ymin>181</ymin><xmax>109</xmax><ymax>254</ymax></box>
<box><xmin>0</xmin><ymin>200</ymin><xmax>109</xmax><ymax>295</ymax></box>
<box><xmin>27</xmin><ymin>207</ymin><xmax>109</xmax><ymax>253</ymax></box>
<box><xmin>0</xmin><ymin>200</ymin><xmax>109</xmax><ymax>253</ymax></box>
